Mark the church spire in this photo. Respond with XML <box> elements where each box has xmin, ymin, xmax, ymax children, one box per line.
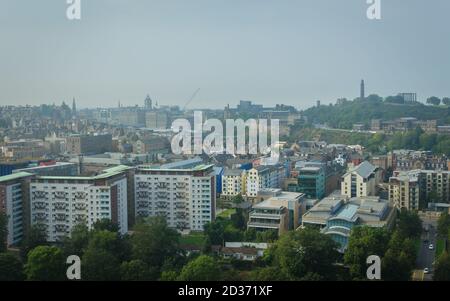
<box><xmin>72</xmin><ymin>98</ymin><xmax>77</xmax><ymax>115</ymax></box>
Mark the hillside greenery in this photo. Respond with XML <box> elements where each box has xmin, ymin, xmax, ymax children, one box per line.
<box><xmin>290</xmin><ymin>126</ymin><xmax>450</xmax><ymax>156</ymax></box>
<box><xmin>302</xmin><ymin>97</ymin><xmax>450</xmax><ymax>129</ymax></box>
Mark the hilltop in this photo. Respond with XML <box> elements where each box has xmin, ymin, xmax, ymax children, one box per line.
<box><xmin>302</xmin><ymin>98</ymin><xmax>450</xmax><ymax>129</ymax></box>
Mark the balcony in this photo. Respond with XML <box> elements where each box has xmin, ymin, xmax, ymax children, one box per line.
<box><xmin>247</xmin><ymin>221</ymin><xmax>280</xmax><ymax>229</ymax></box>
<box><xmin>74</xmin><ymin>192</ymin><xmax>87</xmax><ymax>199</ymax></box>
<box><xmin>136</xmin><ymin>201</ymin><xmax>149</xmax><ymax>208</ymax></box>
<box><xmin>137</xmin><ymin>182</ymin><xmax>149</xmax><ymax>189</ymax></box>
<box><xmin>53</xmin><ymin>192</ymin><xmax>67</xmax><ymax>199</ymax></box>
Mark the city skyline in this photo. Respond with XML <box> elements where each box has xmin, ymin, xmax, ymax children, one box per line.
<box><xmin>1</xmin><ymin>0</ymin><xmax>450</xmax><ymax>109</ymax></box>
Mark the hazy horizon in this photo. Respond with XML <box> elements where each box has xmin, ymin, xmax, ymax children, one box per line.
<box><xmin>1</xmin><ymin>0</ymin><xmax>450</xmax><ymax>110</ymax></box>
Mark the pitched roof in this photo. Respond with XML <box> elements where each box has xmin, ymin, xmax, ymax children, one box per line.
<box><xmin>345</xmin><ymin>161</ymin><xmax>377</xmax><ymax>179</ymax></box>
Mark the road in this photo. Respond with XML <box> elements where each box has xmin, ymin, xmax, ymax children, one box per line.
<box><xmin>414</xmin><ymin>218</ymin><xmax>438</xmax><ymax>281</ymax></box>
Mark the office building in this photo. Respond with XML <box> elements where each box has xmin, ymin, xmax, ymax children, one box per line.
<box><xmin>247</xmin><ymin>190</ymin><xmax>304</xmax><ymax>235</ymax></box>
<box><xmin>303</xmin><ymin>195</ymin><xmax>396</xmax><ymax>251</ymax></box>
<box><xmin>288</xmin><ymin>166</ymin><xmax>325</xmax><ymax>199</ymax></box>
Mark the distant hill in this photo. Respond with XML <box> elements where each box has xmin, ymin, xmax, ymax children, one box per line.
<box><xmin>302</xmin><ymin>99</ymin><xmax>450</xmax><ymax>129</ymax></box>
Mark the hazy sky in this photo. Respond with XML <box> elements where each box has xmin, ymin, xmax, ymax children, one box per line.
<box><xmin>1</xmin><ymin>0</ymin><xmax>449</xmax><ymax>109</ymax></box>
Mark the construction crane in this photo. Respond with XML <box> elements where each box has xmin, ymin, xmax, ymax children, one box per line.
<box><xmin>182</xmin><ymin>88</ymin><xmax>200</xmax><ymax>111</ymax></box>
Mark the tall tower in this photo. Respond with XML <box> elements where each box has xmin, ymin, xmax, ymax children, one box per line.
<box><xmin>360</xmin><ymin>80</ymin><xmax>365</xmax><ymax>100</ymax></box>
<box><xmin>145</xmin><ymin>94</ymin><xmax>153</xmax><ymax>110</ymax></box>
<box><xmin>72</xmin><ymin>98</ymin><xmax>77</xmax><ymax>115</ymax></box>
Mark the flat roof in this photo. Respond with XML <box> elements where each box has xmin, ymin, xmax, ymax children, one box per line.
<box><xmin>137</xmin><ymin>164</ymin><xmax>215</xmax><ymax>173</ymax></box>
<box><xmin>0</xmin><ymin>172</ymin><xmax>34</xmax><ymax>183</ymax></box>
<box><xmin>13</xmin><ymin>162</ymin><xmax>76</xmax><ymax>172</ymax></box>
<box><xmin>37</xmin><ymin>165</ymin><xmax>130</xmax><ymax>181</ymax></box>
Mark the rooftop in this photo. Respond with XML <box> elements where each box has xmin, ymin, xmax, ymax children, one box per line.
<box><xmin>345</xmin><ymin>161</ymin><xmax>377</xmax><ymax>179</ymax></box>
<box><xmin>0</xmin><ymin>171</ymin><xmax>34</xmax><ymax>183</ymax></box>
<box><xmin>37</xmin><ymin>165</ymin><xmax>131</xmax><ymax>181</ymax></box>
<box><xmin>223</xmin><ymin>169</ymin><xmax>244</xmax><ymax>177</ymax></box>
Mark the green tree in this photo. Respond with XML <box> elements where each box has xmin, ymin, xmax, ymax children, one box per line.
<box><xmin>131</xmin><ymin>217</ymin><xmax>180</xmax><ymax>273</ymax></box>
<box><xmin>20</xmin><ymin>224</ymin><xmax>48</xmax><ymax>260</ymax></box>
<box><xmin>232</xmin><ymin>194</ymin><xmax>244</xmax><ymax>205</ymax></box>
<box><xmin>120</xmin><ymin>259</ymin><xmax>157</xmax><ymax>281</ymax></box>
<box><xmin>385</xmin><ymin>95</ymin><xmax>405</xmax><ymax>104</ymax></box>
<box><xmin>437</xmin><ymin>212</ymin><xmax>450</xmax><ymax>238</ymax></box>
<box><xmin>272</xmin><ymin>228</ymin><xmax>340</xmax><ymax>280</ymax></box>
<box><xmin>82</xmin><ymin>248</ymin><xmax>121</xmax><ymax>281</ymax></box>
<box><xmin>397</xmin><ymin>210</ymin><xmax>422</xmax><ymax>239</ymax></box>
<box><xmin>0</xmin><ymin>253</ymin><xmax>25</xmax><ymax>281</ymax></box>
<box><xmin>380</xmin><ymin>231</ymin><xmax>416</xmax><ymax>281</ymax></box>
<box><xmin>443</xmin><ymin>97</ymin><xmax>450</xmax><ymax>106</ymax></box>
<box><xmin>25</xmin><ymin>246</ymin><xmax>65</xmax><ymax>281</ymax></box>
<box><xmin>344</xmin><ymin>226</ymin><xmax>390</xmax><ymax>280</ymax></box>
<box><xmin>230</xmin><ymin>208</ymin><xmax>247</xmax><ymax>230</ymax></box>
<box><xmin>434</xmin><ymin>252</ymin><xmax>450</xmax><ymax>281</ymax></box>
<box><xmin>204</xmin><ymin>219</ymin><xmax>225</xmax><ymax>245</ymax></box>
<box><xmin>427</xmin><ymin>96</ymin><xmax>441</xmax><ymax>106</ymax></box>
<box><xmin>381</xmin><ymin>249</ymin><xmax>412</xmax><ymax>281</ymax></box>
<box><xmin>62</xmin><ymin>223</ymin><xmax>90</xmax><ymax>257</ymax></box>
<box><xmin>249</xmin><ymin>266</ymin><xmax>287</xmax><ymax>281</ymax></box>
<box><xmin>0</xmin><ymin>213</ymin><xmax>7</xmax><ymax>253</ymax></box>
<box><xmin>256</xmin><ymin>229</ymin><xmax>278</xmax><ymax>242</ymax></box>
<box><xmin>81</xmin><ymin>230</ymin><xmax>129</xmax><ymax>281</ymax></box>
<box><xmin>92</xmin><ymin>218</ymin><xmax>119</xmax><ymax>233</ymax></box>
<box><xmin>178</xmin><ymin>255</ymin><xmax>222</xmax><ymax>281</ymax></box>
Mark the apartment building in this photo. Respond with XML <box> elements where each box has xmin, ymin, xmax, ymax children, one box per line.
<box><xmin>0</xmin><ymin>172</ymin><xmax>34</xmax><ymax>246</ymax></box>
<box><xmin>389</xmin><ymin>170</ymin><xmax>421</xmax><ymax>210</ymax></box>
<box><xmin>30</xmin><ymin>165</ymin><xmax>130</xmax><ymax>242</ymax></box>
<box><xmin>341</xmin><ymin>161</ymin><xmax>381</xmax><ymax>198</ymax></box>
<box><xmin>246</xmin><ymin>165</ymin><xmax>285</xmax><ymax>198</ymax></box>
<box><xmin>134</xmin><ymin>164</ymin><xmax>216</xmax><ymax>231</ymax></box>
<box><xmin>222</xmin><ymin>169</ymin><xmax>246</xmax><ymax>197</ymax></box>
<box><xmin>391</xmin><ymin>150</ymin><xmax>447</xmax><ymax>171</ymax></box>
<box><xmin>247</xmin><ymin>190</ymin><xmax>304</xmax><ymax>235</ymax></box>
<box><xmin>389</xmin><ymin>169</ymin><xmax>450</xmax><ymax>210</ymax></box>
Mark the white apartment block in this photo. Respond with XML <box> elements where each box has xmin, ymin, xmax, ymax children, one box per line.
<box><xmin>222</xmin><ymin>169</ymin><xmax>246</xmax><ymax>197</ymax></box>
<box><xmin>0</xmin><ymin>172</ymin><xmax>33</xmax><ymax>246</ymax></box>
<box><xmin>30</xmin><ymin>166</ymin><xmax>129</xmax><ymax>242</ymax></box>
<box><xmin>134</xmin><ymin>164</ymin><xmax>216</xmax><ymax>231</ymax></box>
<box><xmin>246</xmin><ymin>165</ymin><xmax>286</xmax><ymax>198</ymax></box>
<box><xmin>341</xmin><ymin>161</ymin><xmax>381</xmax><ymax>198</ymax></box>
